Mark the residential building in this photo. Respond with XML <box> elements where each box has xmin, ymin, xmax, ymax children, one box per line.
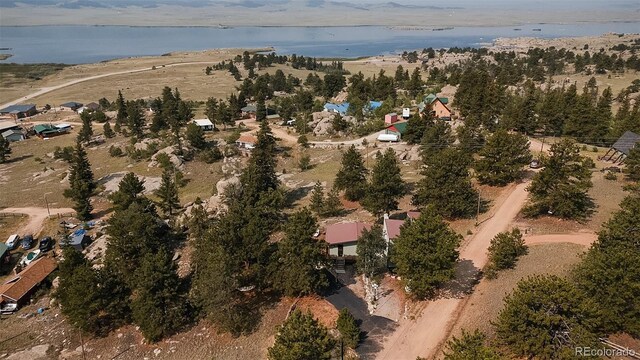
<box><xmin>60</xmin><ymin>102</ymin><xmax>83</xmax><ymax>112</ymax></box>
<box><xmin>603</xmin><ymin>131</ymin><xmax>640</xmax><ymax>163</ymax></box>
<box><xmin>0</xmin><ymin>121</ymin><xmax>20</xmax><ymax>133</ymax></box>
<box><xmin>2</xmin><ymin>129</ymin><xmax>25</xmax><ymax>142</ymax></box>
<box><xmin>33</xmin><ymin>124</ymin><xmax>63</xmax><ymax>137</ymax></box>
<box><xmin>0</xmin><ymin>257</ymin><xmax>57</xmax><ymax>307</ymax></box>
<box><xmin>325</xmin><ymin>222</ymin><xmax>371</xmax><ymax>258</ymax></box>
<box><xmin>385</xmin><ymin>122</ymin><xmax>408</xmax><ymax>140</ymax></box>
<box><xmin>0</xmin><ymin>104</ymin><xmax>37</xmax><ymax>119</ymax></box>
<box><xmin>193</xmin><ymin>118</ymin><xmax>215</xmax><ymax>131</ymax></box>
<box><xmin>419</xmin><ymin>93</ymin><xmax>452</xmax><ymax>119</ymax></box>
<box><xmin>77</xmin><ymin>102</ymin><xmax>100</xmax><ymax>114</ymax></box>
<box><xmin>236</xmin><ymin>134</ymin><xmax>257</xmax><ymax>150</ymax></box>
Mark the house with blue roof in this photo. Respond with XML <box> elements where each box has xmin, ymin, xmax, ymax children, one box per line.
<box><xmin>324</xmin><ymin>100</ymin><xmax>383</xmax><ymax>116</ymax></box>
<box><xmin>0</xmin><ymin>104</ymin><xmax>37</xmax><ymax>119</ymax></box>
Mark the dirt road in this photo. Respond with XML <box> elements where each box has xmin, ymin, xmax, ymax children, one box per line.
<box><xmin>524</xmin><ymin>232</ymin><xmax>597</xmax><ymax>247</ymax></box>
<box><xmin>375</xmin><ymin>181</ymin><xmax>531</xmax><ymax>360</ymax></box>
<box><xmin>0</xmin><ymin>207</ymin><xmax>75</xmax><ymax>235</ymax></box>
<box><xmin>0</xmin><ymin>61</ymin><xmax>213</xmax><ymax>110</ymax></box>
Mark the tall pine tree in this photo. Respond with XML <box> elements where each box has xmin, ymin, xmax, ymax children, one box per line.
<box><xmin>334</xmin><ymin>145</ymin><xmax>368</xmax><ymax>201</ymax></box>
<box><xmin>63</xmin><ymin>142</ymin><xmax>96</xmax><ymax>220</ymax></box>
<box><xmin>362</xmin><ymin>148</ymin><xmax>405</xmax><ymax>217</ymax></box>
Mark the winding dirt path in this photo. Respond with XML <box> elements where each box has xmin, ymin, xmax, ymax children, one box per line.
<box><xmin>0</xmin><ymin>61</ymin><xmax>213</xmax><ymax>110</ymax></box>
<box><xmin>0</xmin><ymin>207</ymin><xmax>75</xmax><ymax>236</ymax></box>
<box><xmin>376</xmin><ymin>181</ymin><xmax>531</xmax><ymax>360</ymax></box>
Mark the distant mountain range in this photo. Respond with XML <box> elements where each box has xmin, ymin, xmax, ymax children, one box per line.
<box><xmin>0</xmin><ymin>0</ymin><xmax>462</xmax><ymax>10</ymax></box>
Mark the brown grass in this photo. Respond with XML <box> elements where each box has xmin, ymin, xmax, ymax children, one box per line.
<box><xmin>446</xmin><ymin>242</ymin><xmax>586</xmax><ymax>345</ymax></box>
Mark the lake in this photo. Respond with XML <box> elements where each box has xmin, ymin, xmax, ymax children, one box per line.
<box><xmin>0</xmin><ymin>22</ymin><xmax>638</xmax><ymax>64</ymax></box>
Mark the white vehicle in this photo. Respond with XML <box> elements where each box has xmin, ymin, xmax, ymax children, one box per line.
<box><xmin>402</xmin><ymin>108</ymin><xmax>411</xmax><ymax>118</ymax></box>
<box><xmin>0</xmin><ymin>302</ymin><xmax>18</xmax><ymax>314</ymax></box>
<box><xmin>377</xmin><ymin>133</ymin><xmax>399</xmax><ymax>142</ymax></box>
<box><xmin>19</xmin><ymin>249</ymin><xmax>41</xmax><ymax>267</ymax></box>
<box><xmin>5</xmin><ymin>234</ymin><xmax>20</xmax><ymax>250</ymax></box>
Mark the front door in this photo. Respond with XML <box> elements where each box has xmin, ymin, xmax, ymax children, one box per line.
<box><xmin>337</xmin><ymin>244</ymin><xmax>343</xmax><ymax>257</ymax></box>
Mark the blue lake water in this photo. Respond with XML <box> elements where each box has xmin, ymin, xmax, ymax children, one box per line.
<box><xmin>0</xmin><ymin>23</ymin><xmax>639</xmax><ymax>64</ymax></box>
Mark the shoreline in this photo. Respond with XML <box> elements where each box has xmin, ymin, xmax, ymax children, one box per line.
<box><xmin>1</xmin><ymin>20</ymin><xmax>640</xmax><ymax>29</ymax></box>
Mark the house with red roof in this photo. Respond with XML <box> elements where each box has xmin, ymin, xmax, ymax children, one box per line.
<box><xmin>325</xmin><ymin>222</ymin><xmax>372</xmax><ymax>258</ymax></box>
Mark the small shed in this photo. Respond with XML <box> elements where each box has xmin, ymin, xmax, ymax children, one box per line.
<box><xmin>603</xmin><ymin>131</ymin><xmax>640</xmax><ymax>163</ymax></box>
<box><xmin>60</xmin><ymin>102</ymin><xmax>83</xmax><ymax>112</ymax></box>
<box><xmin>385</xmin><ymin>113</ymin><xmax>398</xmax><ymax>125</ymax></box>
<box><xmin>2</xmin><ymin>129</ymin><xmax>25</xmax><ymax>142</ymax></box>
<box><xmin>193</xmin><ymin>119</ymin><xmax>214</xmax><ymax>131</ymax></box>
<box><xmin>66</xmin><ymin>229</ymin><xmax>89</xmax><ymax>251</ymax></box>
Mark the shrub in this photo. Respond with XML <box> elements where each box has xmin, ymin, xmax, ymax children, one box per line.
<box><xmin>604</xmin><ymin>172</ymin><xmax>617</xmax><ymax>180</ymax></box>
<box><xmin>53</xmin><ymin>146</ymin><xmax>74</xmax><ymax>162</ymax></box>
<box><xmin>298</xmin><ymin>154</ymin><xmax>312</xmax><ymax>171</ymax></box>
<box><xmin>109</xmin><ymin>146</ymin><xmax>124</xmax><ymax>157</ymax></box>
<box><xmin>336</xmin><ymin>308</ymin><xmax>360</xmax><ymax>349</ymax></box>
<box><xmin>199</xmin><ymin>147</ymin><xmax>223</xmax><ymax>164</ymax></box>
<box><xmin>485</xmin><ymin>229</ymin><xmax>528</xmax><ymax>279</ymax></box>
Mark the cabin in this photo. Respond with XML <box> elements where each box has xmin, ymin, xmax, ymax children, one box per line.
<box><xmin>2</xmin><ymin>129</ymin><xmax>26</xmax><ymax>142</ymax></box>
<box><xmin>266</xmin><ymin>114</ymin><xmax>281</xmax><ymax>123</ymax></box>
<box><xmin>0</xmin><ymin>257</ymin><xmax>57</xmax><ymax>308</ymax></box>
<box><xmin>602</xmin><ymin>131</ymin><xmax>640</xmax><ymax>164</ymax></box>
<box><xmin>34</xmin><ymin>124</ymin><xmax>64</xmax><ymax>137</ymax></box>
<box><xmin>325</xmin><ymin>222</ymin><xmax>371</xmax><ymax>258</ymax></box>
<box><xmin>402</xmin><ymin>108</ymin><xmax>411</xmax><ymax>119</ymax></box>
<box><xmin>419</xmin><ymin>93</ymin><xmax>451</xmax><ymax>120</ymax></box>
<box><xmin>385</xmin><ymin>122</ymin><xmax>408</xmax><ymax>140</ymax></box>
<box><xmin>0</xmin><ymin>104</ymin><xmax>37</xmax><ymax>119</ymax></box>
<box><xmin>236</xmin><ymin>134</ymin><xmax>257</xmax><ymax>150</ymax></box>
<box><xmin>193</xmin><ymin>119</ymin><xmax>215</xmax><ymax>131</ymax></box>
<box><xmin>385</xmin><ymin>112</ymin><xmax>398</xmax><ymax>125</ymax></box>
<box><xmin>60</xmin><ymin>102</ymin><xmax>83</xmax><ymax>112</ymax></box>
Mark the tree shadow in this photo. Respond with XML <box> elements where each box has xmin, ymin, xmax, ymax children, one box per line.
<box><xmin>284</xmin><ymin>184</ymin><xmax>314</xmax><ymax>207</ymax></box>
<box><xmin>436</xmin><ymin>259</ymin><xmax>481</xmax><ymax>299</ymax></box>
<box><xmin>5</xmin><ymin>154</ymin><xmax>33</xmax><ymax>163</ymax></box>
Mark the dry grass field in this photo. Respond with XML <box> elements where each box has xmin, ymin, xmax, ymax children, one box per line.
<box><xmin>446</xmin><ymin>242</ymin><xmax>586</xmax><ymax>344</ymax></box>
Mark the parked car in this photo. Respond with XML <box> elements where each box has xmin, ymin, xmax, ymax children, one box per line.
<box><xmin>530</xmin><ymin>159</ymin><xmax>541</xmax><ymax>169</ymax></box>
<box><xmin>21</xmin><ymin>234</ymin><xmax>34</xmax><ymax>250</ymax></box>
<box><xmin>0</xmin><ymin>302</ymin><xmax>18</xmax><ymax>315</ymax></box>
<box><xmin>5</xmin><ymin>234</ymin><xmax>20</xmax><ymax>250</ymax></box>
<box><xmin>39</xmin><ymin>236</ymin><xmax>53</xmax><ymax>252</ymax></box>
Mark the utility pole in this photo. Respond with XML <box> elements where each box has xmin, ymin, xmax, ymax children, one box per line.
<box><xmin>475</xmin><ymin>191</ymin><xmax>481</xmax><ymax>226</ymax></box>
<box><xmin>44</xmin><ymin>193</ymin><xmax>51</xmax><ymax>217</ymax></box>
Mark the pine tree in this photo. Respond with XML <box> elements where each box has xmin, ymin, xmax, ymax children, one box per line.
<box><xmin>256</xmin><ymin>95</ymin><xmax>267</xmax><ymax>122</ymax></box>
<box><xmin>475</xmin><ymin>130</ymin><xmax>532</xmax><ymax>186</ymax></box>
<box><xmin>392</xmin><ymin>207</ymin><xmax>461</xmax><ymax>299</ymax></box>
<box><xmin>63</xmin><ymin>142</ymin><xmax>96</xmax><ymax>220</ymax></box>
<box><xmin>421</xmin><ymin>119</ymin><xmax>454</xmax><ymax>160</ymax></box>
<box><xmin>523</xmin><ymin>139</ymin><xmax>594</xmax><ymax>219</ymax></box>
<box><xmin>403</xmin><ymin>113</ymin><xmax>427</xmax><ymax>145</ymax></box>
<box><xmin>126</xmin><ymin>101</ymin><xmax>145</xmax><ymax>138</ymax></box>
<box><xmin>0</xmin><ymin>135</ymin><xmax>11</xmax><ymax>163</ymax></box>
<box><xmin>309</xmin><ymin>181</ymin><xmax>325</xmax><ymax>215</ymax></box>
<box><xmin>116</xmin><ymin>90</ymin><xmax>127</xmax><ymax>125</ymax></box>
<box><xmin>186</xmin><ymin>122</ymin><xmax>206</xmax><ymax>149</ymax></box>
<box><xmin>443</xmin><ymin>329</ymin><xmax>501</xmax><ymax>360</ymax></box>
<box><xmin>56</xmin><ymin>246</ymin><xmax>104</xmax><ymax>334</ymax></box>
<box><xmin>108</xmin><ymin>172</ymin><xmax>145</xmax><ymax>211</ymax></box>
<box><xmin>362</xmin><ymin>148</ymin><xmax>405</xmax><ymax>217</ymax></box>
<box><xmin>103</xmin><ymin>121</ymin><xmax>115</xmax><ymax>138</ymax></box>
<box><xmin>273</xmin><ymin>208</ymin><xmax>328</xmax><ymax>296</ymax></box>
<box><xmin>267</xmin><ymin>310</ymin><xmax>336</xmax><ymax>360</ymax></box>
<box><xmin>495</xmin><ymin>275</ymin><xmax>600</xmax><ymax>359</ymax></box>
<box><xmin>205</xmin><ymin>97</ymin><xmax>218</xmax><ymax>130</ymax></box>
<box><xmin>334</xmin><ymin>145</ymin><xmax>368</xmax><ymax>201</ymax></box>
<box><xmin>104</xmin><ymin>201</ymin><xmax>170</xmax><ymax>288</ymax></box>
<box><xmin>356</xmin><ymin>225</ymin><xmax>387</xmax><ymax>281</ymax></box>
<box><xmin>336</xmin><ymin>308</ymin><xmax>361</xmax><ymax>349</ymax></box>
<box><xmin>573</xmin><ymin>193</ymin><xmax>640</xmax><ymax>336</ymax></box>
<box><xmin>407</xmin><ymin>68</ymin><xmax>422</xmax><ymax>98</ymax></box>
<box><xmin>156</xmin><ymin>167</ymin><xmax>180</xmax><ymax>216</ymax></box>
<box><xmin>131</xmin><ymin>250</ymin><xmax>187</xmax><ymax>342</ymax></box>
<box><xmin>323</xmin><ymin>188</ymin><xmax>344</xmax><ymax>217</ymax></box>
<box><xmin>485</xmin><ymin>229</ymin><xmax>528</xmax><ymax>278</ymax></box>
<box><xmin>77</xmin><ymin>111</ymin><xmax>93</xmax><ymax>144</ymax></box>
<box><xmin>623</xmin><ymin>144</ymin><xmax>640</xmax><ymax>182</ymax></box>
<box><xmin>413</xmin><ymin>148</ymin><xmax>480</xmax><ymax>219</ymax></box>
